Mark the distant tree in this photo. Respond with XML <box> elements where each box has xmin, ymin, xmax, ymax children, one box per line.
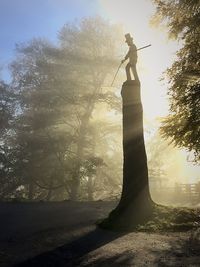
<box><xmin>57</xmin><ymin>17</ymin><xmax>122</xmax><ymax>199</ymax></box>
<box><xmin>146</xmin><ymin>131</ymin><xmax>180</xmax><ymax>188</ymax></box>
<box><xmin>0</xmin><ymin>81</ymin><xmax>19</xmax><ymax>199</ymax></box>
<box><xmin>10</xmin><ymin>39</ymin><xmax>73</xmax><ymax>200</ymax></box>
<box><xmin>9</xmin><ymin>17</ymin><xmax>122</xmax><ymax>200</ymax></box>
<box><xmin>80</xmin><ymin>120</ymin><xmax>122</xmax><ymax>201</ymax></box>
<box><xmin>0</xmin><ymin>82</ymin><xmax>11</xmax><ymax>133</ymax></box>
<box><xmin>152</xmin><ymin>0</ymin><xmax>200</xmax><ymax>161</ymax></box>
<box><xmin>147</xmin><ymin>133</ymin><xmax>169</xmax><ymax>182</ymax></box>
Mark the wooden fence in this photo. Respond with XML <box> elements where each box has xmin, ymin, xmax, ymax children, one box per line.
<box><xmin>150</xmin><ymin>181</ymin><xmax>200</xmax><ymax>205</ymax></box>
<box><xmin>174</xmin><ymin>183</ymin><xmax>200</xmax><ymax>203</ymax></box>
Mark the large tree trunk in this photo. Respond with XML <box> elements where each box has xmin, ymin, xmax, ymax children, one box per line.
<box><xmin>100</xmin><ymin>80</ymin><xmax>154</xmax><ymax>230</ymax></box>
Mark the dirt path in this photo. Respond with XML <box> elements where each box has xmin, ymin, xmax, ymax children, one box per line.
<box><xmin>0</xmin><ymin>202</ymin><xmax>199</xmax><ymax>267</ymax></box>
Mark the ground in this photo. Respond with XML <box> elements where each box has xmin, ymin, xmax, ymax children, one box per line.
<box><xmin>0</xmin><ymin>201</ymin><xmax>199</xmax><ymax>267</ymax></box>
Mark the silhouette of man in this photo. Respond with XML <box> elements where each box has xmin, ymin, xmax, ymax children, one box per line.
<box><xmin>122</xmin><ymin>33</ymin><xmax>139</xmax><ymax>81</ymax></box>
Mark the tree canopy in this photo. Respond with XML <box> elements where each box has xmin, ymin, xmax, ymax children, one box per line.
<box><xmin>153</xmin><ymin>0</ymin><xmax>200</xmax><ymax>161</ymax></box>
<box><xmin>0</xmin><ymin>17</ymin><xmax>123</xmax><ymax>201</ymax></box>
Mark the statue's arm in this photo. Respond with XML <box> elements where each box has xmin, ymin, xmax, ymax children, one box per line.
<box><xmin>121</xmin><ymin>50</ymin><xmax>130</xmax><ymax>63</ymax></box>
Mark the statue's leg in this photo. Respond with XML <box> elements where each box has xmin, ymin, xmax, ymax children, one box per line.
<box><xmin>131</xmin><ymin>63</ymin><xmax>139</xmax><ymax>82</ymax></box>
<box><xmin>125</xmin><ymin>63</ymin><xmax>131</xmax><ymax>81</ymax></box>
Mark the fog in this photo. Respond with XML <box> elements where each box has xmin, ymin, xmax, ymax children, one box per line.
<box><xmin>0</xmin><ymin>16</ymin><xmax>199</xmax><ymax>206</ymax></box>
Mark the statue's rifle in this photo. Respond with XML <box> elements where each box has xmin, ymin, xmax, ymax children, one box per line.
<box><xmin>110</xmin><ymin>44</ymin><xmax>151</xmax><ymax>86</ymax></box>
<box><xmin>110</xmin><ymin>62</ymin><xmax>123</xmax><ymax>87</ymax></box>
<box><xmin>137</xmin><ymin>44</ymin><xmax>151</xmax><ymax>51</ymax></box>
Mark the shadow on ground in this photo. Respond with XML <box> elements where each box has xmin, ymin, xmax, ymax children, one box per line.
<box><xmin>150</xmin><ymin>229</ymin><xmax>200</xmax><ymax>267</ymax></box>
<box><xmin>1</xmin><ymin>202</ymin><xmax>199</xmax><ymax>267</ymax></box>
<box><xmin>14</xmin><ymin>227</ymin><xmax>200</xmax><ymax>267</ymax></box>
<box><xmin>14</xmin><ymin>227</ymin><xmax>129</xmax><ymax>267</ymax></box>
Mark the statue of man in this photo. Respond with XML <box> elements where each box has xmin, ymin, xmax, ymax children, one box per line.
<box><xmin>121</xmin><ymin>33</ymin><xmax>139</xmax><ymax>82</ymax></box>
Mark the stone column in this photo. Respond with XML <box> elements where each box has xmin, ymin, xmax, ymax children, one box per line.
<box><xmin>100</xmin><ymin>80</ymin><xmax>153</xmax><ymax>230</ymax></box>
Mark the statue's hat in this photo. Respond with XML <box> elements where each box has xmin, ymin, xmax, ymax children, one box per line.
<box><xmin>125</xmin><ymin>33</ymin><xmax>133</xmax><ymax>43</ymax></box>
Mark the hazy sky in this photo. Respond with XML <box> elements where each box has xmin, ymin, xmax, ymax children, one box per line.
<box><xmin>0</xmin><ymin>0</ymin><xmax>99</xmax><ymax>75</ymax></box>
<box><xmin>0</xmin><ymin>0</ymin><xmax>177</xmax><ymax>83</ymax></box>
<box><xmin>0</xmin><ymin>0</ymin><xmax>178</xmax><ymax>117</ymax></box>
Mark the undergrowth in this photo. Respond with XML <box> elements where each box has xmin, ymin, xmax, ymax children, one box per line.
<box><xmin>136</xmin><ymin>205</ymin><xmax>200</xmax><ymax>232</ymax></box>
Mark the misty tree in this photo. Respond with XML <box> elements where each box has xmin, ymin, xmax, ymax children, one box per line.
<box><xmin>0</xmin><ymin>81</ymin><xmax>19</xmax><ymax>199</ymax></box>
<box><xmin>55</xmin><ymin>17</ymin><xmax>122</xmax><ymax>200</ymax></box>
<box><xmin>80</xmin><ymin>120</ymin><xmax>122</xmax><ymax>201</ymax></box>
<box><xmin>10</xmin><ymin>39</ymin><xmax>75</xmax><ymax>200</ymax></box>
<box><xmin>152</xmin><ymin>0</ymin><xmax>200</xmax><ymax>162</ymax></box>
<box><xmin>147</xmin><ymin>133</ymin><xmax>170</xmax><ymax>181</ymax></box>
<box><xmin>9</xmin><ymin>17</ymin><xmax>122</xmax><ymax>200</ymax></box>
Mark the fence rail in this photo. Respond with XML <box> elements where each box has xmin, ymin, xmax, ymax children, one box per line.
<box><xmin>150</xmin><ymin>182</ymin><xmax>200</xmax><ymax>205</ymax></box>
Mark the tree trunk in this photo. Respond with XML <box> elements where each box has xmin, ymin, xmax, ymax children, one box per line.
<box><xmin>100</xmin><ymin>80</ymin><xmax>154</xmax><ymax>230</ymax></box>
<box><xmin>69</xmin><ymin>175</ymin><xmax>80</xmax><ymax>201</ymax></box>
<box><xmin>28</xmin><ymin>179</ymin><xmax>34</xmax><ymax>201</ymax></box>
<box><xmin>68</xmin><ymin>83</ymin><xmax>105</xmax><ymax>201</ymax></box>
<box><xmin>46</xmin><ymin>177</ymin><xmax>53</xmax><ymax>201</ymax></box>
<box><xmin>87</xmin><ymin>176</ymin><xmax>94</xmax><ymax>201</ymax></box>
<box><xmin>69</xmin><ymin>106</ymin><xmax>94</xmax><ymax>200</ymax></box>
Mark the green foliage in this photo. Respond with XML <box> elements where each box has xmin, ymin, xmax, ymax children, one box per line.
<box><xmin>152</xmin><ymin>0</ymin><xmax>200</xmax><ymax>161</ymax></box>
<box><xmin>137</xmin><ymin>205</ymin><xmax>200</xmax><ymax>232</ymax></box>
<box><xmin>2</xmin><ymin>17</ymin><xmax>123</xmax><ymax>200</ymax></box>
<box><xmin>100</xmin><ymin>204</ymin><xmax>200</xmax><ymax>232</ymax></box>
<box><xmin>99</xmin><ymin>203</ymin><xmax>200</xmax><ymax>232</ymax></box>
<box><xmin>0</xmin><ymin>81</ymin><xmax>15</xmax><ymax>134</ymax></box>
<box><xmin>0</xmin><ymin>81</ymin><xmax>20</xmax><ymax>198</ymax></box>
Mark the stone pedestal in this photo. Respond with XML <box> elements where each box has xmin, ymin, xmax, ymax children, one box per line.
<box><xmin>120</xmin><ymin>81</ymin><xmax>151</xmax><ymax>207</ymax></box>
<box><xmin>100</xmin><ymin>80</ymin><xmax>153</xmax><ymax>230</ymax></box>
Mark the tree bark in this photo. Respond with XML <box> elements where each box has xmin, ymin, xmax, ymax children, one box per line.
<box><xmin>28</xmin><ymin>179</ymin><xmax>34</xmax><ymax>201</ymax></box>
<box><xmin>100</xmin><ymin>80</ymin><xmax>154</xmax><ymax>230</ymax></box>
<box><xmin>46</xmin><ymin>177</ymin><xmax>53</xmax><ymax>201</ymax></box>
<box><xmin>87</xmin><ymin>176</ymin><xmax>94</xmax><ymax>201</ymax></box>
<box><xmin>69</xmin><ymin>174</ymin><xmax>80</xmax><ymax>201</ymax></box>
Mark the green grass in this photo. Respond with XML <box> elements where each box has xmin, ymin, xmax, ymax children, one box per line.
<box><xmin>98</xmin><ymin>204</ymin><xmax>200</xmax><ymax>232</ymax></box>
<box><xmin>136</xmin><ymin>205</ymin><xmax>200</xmax><ymax>232</ymax></box>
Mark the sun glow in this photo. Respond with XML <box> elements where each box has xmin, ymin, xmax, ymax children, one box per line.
<box><xmin>98</xmin><ymin>0</ymin><xmax>200</xmax><ymax>184</ymax></box>
<box><xmin>98</xmin><ymin>0</ymin><xmax>180</xmax><ymax>119</ymax></box>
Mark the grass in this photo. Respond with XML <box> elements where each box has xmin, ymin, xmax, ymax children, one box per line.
<box><xmin>98</xmin><ymin>204</ymin><xmax>200</xmax><ymax>232</ymax></box>
<box><xmin>136</xmin><ymin>204</ymin><xmax>200</xmax><ymax>232</ymax></box>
